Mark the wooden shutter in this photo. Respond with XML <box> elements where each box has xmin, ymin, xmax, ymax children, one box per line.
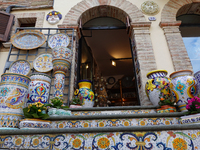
<box><xmin>0</xmin><ymin>11</ymin><xmax>14</xmax><ymax>42</ymax></box>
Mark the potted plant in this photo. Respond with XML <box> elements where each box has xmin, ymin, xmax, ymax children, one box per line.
<box><xmin>180</xmin><ymin>96</ymin><xmax>200</xmax><ymax>124</ymax></box>
<box><xmin>156</xmin><ymin>97</ymin><xmax>177</xmax><ymax>113</ymax></box>
<box><xmin>46</xmin><ymin>95</ymin><xmax>71</xmax><ymax>116</ymax></box>
<box><xmin>70</xmin><ymin>90</ymin><xmax>83</xmax><ymax>108</ymax></box>
<box><xmin>20</xmin><ymin>102</ymin><xmax>51</xmax><ymax>129</ymax></box>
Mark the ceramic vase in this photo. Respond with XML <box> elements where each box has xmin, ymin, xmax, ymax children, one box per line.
<box><xmin>170</xmin><ymin>70</ymin><xmax>197</xmax><ymax>112</ymax></box>
<box><xmin>0</xmin><ymin>73</ymin><xmax>30</xmax><ymax>128</ymax></box>
<box><xmin>75</xmin><ymin>80</ymin><xmax>94</xmax><ymax>107</ymax></box>
<box><xmin>52</xmin><ymin>59</ymin><xmax>71</xmax><ymax>97</ymax></box>
<box><xmin>19</xmin><ymin>118</ymin><xmax>51</xmax><ymax>129</ymax></box>
<box><xmin>194</xmin><ymin>71</ymin><xmax>200</xmax><ymax>97</ymax></box>
<box><xmin>27</xmin><ymin>73</ymin><xmax>52</xmax><ymax>105</ymax></box>
<box><xmin>145</xmin><ymin>70</ymin><xmax>172</xmax><ymax>106</ymax></box>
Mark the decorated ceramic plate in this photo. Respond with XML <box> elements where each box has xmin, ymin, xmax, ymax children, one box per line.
<box><xmin>11</xmin><ymin>30</ymin><xmax>46</xmax><ymax>50</ymax></box>
<box><xmin>52</xmin><ymin>47</ymin><xmax>73</xmax><ymax>60</ymax></box>
<box><xmin>9</xmin><ymin>59</ymin><xmax>31</xmax><ymax>75</ymax></box>
<box><xmin>33</xmin><ymin>53</ymin><xmax>53</xmax><ymax>73</ymax></box>
<box><xmin>48</xmin><ymin>33</ymin><xmax>70</xmax><ymax>49</ymax></box>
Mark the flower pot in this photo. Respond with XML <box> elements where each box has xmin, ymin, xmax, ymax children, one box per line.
<box><xmin>180</xmin><ymin>113</ymin><xmax>200</xmax><ymax>124</ymax></box>
<box><xmin>145</xmin><ymin>70</ymin><xmax>172</xmax><ymax>106</ymax></box>
<box><xmin>19</xmin><ymin>118</ymin><xmax>51</xmax><ymax>129</ymax></box>
<box><xmin>75</xmin><ymin>80</ymin><xmax>94</xmax><ymax>107</ymax></box>
<box><xmin>170</xmin><ymin>70</ymin><xmax>197</xmax><ymax>112</ymax></box>
<box><xmin>157</xmin><ymin>105</ymin><xmax>176</xmax><ymax>113</ymax></box>
<box><xmin>0</xmin><ymin>73</ymin><xmax>30</xmax><ymax>128</ymax></box>
<box><xmin>27</xmin><ymin>73</ymin><xmax>52</xmax><ymax>105</ymax></box>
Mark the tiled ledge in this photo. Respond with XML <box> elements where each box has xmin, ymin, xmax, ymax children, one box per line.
<box><xmin>48</xmin><ymin>112</ymin><xmax>184</xmax><ymax>120</ymax></box>
<box><xmin>0</xmin><ymin>124</ymin><xmax>199</xmax><ymax>135</ymax></box>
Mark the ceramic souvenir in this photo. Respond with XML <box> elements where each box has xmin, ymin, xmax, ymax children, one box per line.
<box><xmin>0</xmin><ymin>73</ymin><xmax>30</xmax><ymax>128</ymax></box>
<box><xmin>48</xmin><ymin>33</ymin><xmax>70</xmax><ymax>49</ymax></box>
<box><xmin>46</xmin><ymin>11</ymin><xmax>62</xmax><ymax>25</ymax></box>
<box><xmin>52</xmin><ymin>47</ymin><xmax>72</xmax><ymax>60</ymax></box>
<box><xmin>19</xmin><ymin>119</ymin><xmax>51</xmax><ymax>129</ymax></box>
<box><xmin>74</xmin><ymin>80</ymin><xmax>94</xmax><ymax>107</ymax></box>
<box><xmin>145</xmin><ymin>70</ymin><xmax>172</xmax><ymax>106</ymax></box>
<box><xmin>33</xmin><ymin>52</ymin><xmax>53</xmax><ymax>73</ymax></box>
<box><xmin>9</xmin><ymin>59</ymin><xmax>31</xmax><ymax>76</ymax></box>
<box><xmin>180</xmin><ymin>113</ymin><xmax>200</xmax><ymax>124</ymax></box>
<box><xmin>52</xmin><ymin>59</ymin><xmax>71</xmax><ymax>97</ymax></box>
<box><xmin>170</xmin><ymin>70</ymin><xmax>197</xmax><ymax>112</ymax></box>
<box><xmin>27</xmin><ymin>73</ymin><xmax>52</xmax><ymax>105</ymax></box>
<box><xmin>11</xmin><ymin>30</ymin><xmax>46</xmax><ymax>50</ymax></box>
<box><xmin>194</xmin><ymin>71</ymin><xmax>200</xmax><ymax>97</ymax></box>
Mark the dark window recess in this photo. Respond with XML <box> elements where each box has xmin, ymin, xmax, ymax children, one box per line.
<box><xmin>0</xmin><ymin>11</ymin><xmax>14</xmax><ymax>42</ymax></box>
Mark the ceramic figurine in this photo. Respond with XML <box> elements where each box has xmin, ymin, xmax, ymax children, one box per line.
<box><xmin>170</xmin><ymin>70</ymin><xmax>197</xmax><ymax>112</ymax></box>
<box><xmin>27</xmin><ymin>72</ymin><xmax>52</xmax><ymax>105</ymax></box>
<box><xmin>145</xmin><ymin>70</ymin><xmax>172</xmax><ymax>106</ymax></box>
<box><xmin>46</xmin><ymin>11</ymin><xmax>62</xmax><ymax>25</ymax></box>
<box><xmin>0</xmin><ymin>73</ymin><xmax>30</xmax><ymax>128</ymax></box>
<box><xmin>74</xmin><ymin>80</ymin><xmax>95</xmax><ymax>107</ymax></box>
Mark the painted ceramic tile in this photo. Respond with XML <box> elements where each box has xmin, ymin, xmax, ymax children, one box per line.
<box><xmin>50</xmin><ymin>117</ymin><xmax>179</xmax><ymax>129</ymax></box>
<box><xmin>1</xmin><ymin>130</ymin><xmax>200</xmax><ymax>149</ymax></box>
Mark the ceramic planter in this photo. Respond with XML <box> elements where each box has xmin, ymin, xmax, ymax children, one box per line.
<box><xmin>48</xmin><ymin>108</ymin><xmax>71</xmax><ymax>116</ymax></box>
<box><xmin>170</xmin><ymin>70</ymin><xmax>197</xmax><ymax>112</ymax></box>
<box><xmin>0</xmin><ymin>73</ymin><xmax>30</xmax><ymax>128</ymax></box>
<box><xmin>75</xmin><ymin>80</ymin><xmax>94</xmax><ymax>107</ymax></box>
<box><xmin>156</xmin><ymin>105</ymin><xmax>176</xmax><ymax>113</ymax></box>
<box><xmin>180</xmin><ymin>113</ymin><xmax>200</xmax><ymax>124</ymax></box>
<box><xmin>27</xmin><ymin>73</ymin><xmax>52</xmax><ymax>105</ymax></box>
<box><xmin>52</xmin><ymin>47</ymin><xmax>72</xmax><ymax>60</ymax></box>
<box><xmin>145</xmin><ymin>70</ymin><xmax>172</xmax><ymax>106</ymax></box>
<box><xmin>19</xmin><ymin>118</ymin><xmax>51</xmax><ymax>129</ymax></box>
<box><xmin>194</xmin><ymin>71</ymin><xmax>200</xmax><ymax>97</ymax></box>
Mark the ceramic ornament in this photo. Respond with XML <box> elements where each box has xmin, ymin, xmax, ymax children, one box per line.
<box><xmin>46</xmin><ymin>11</ymin><xmax>62</xmax><ymax>25</ymax></box>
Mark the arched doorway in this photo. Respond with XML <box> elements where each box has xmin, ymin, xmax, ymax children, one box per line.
<box><xmin>58</xmin><ymin>0</ymin><xmax>157</xmax><ymax>106</ymax></box>
<box><xmin>176</xmin><ymin>3</ymin><xmax>200</xmax><ymax>74</ymax></box>
<box><xmin>79</xmin><ymin>17</ymin><xmax>138</xmax><ymax>106</ymax></box>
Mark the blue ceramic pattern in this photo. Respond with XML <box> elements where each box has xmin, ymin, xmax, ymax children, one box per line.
<box><xmin>48</xmin><ymin>33</ymin><xmax>70</xmax><ymax>49</ymax></box>
<box><xmin>11</xmin><ymin>30</ymin><xmax>46</xmax><ymax>50</ymax></box>
<box><xmin>9</xmin><ymin>60</ymin><xmax>31</xmax><ymax>76</ymax></box>
<box><xmin>53</xmin><ymin>73</ymin><xmax>65</xmax><ymax>97</ymax></box>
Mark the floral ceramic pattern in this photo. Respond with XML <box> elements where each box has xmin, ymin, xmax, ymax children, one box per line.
<box><xmin>170</xmin><ymin>72</ymin><xmax>197</xmax><ymax>112</ymax></box>
<box><xmin>52</xmin><ymin>47</ymin><xmax>72</xmax><ymax>60</ymax></box>
<box><xmin>9</xmin><ymin>60</ymin><xmax>31</xmax><ymax>76</ymax></box>
<box><xmin>33</xmin><ymin>53</ymin><xmax>53</xmax><ymax>73</ymax></box>
<box><xmin>0</xmin><ymin>114</ymin><xmax>21</xmax><ymax>128</ymax></box>
<box><xmin>1</xmin><ymin>130</ymin><xmax>200</xmax><ymax>149</ymax></box>
<box><xmin>53</xmin><ymin>73</ymin><xmax>65</xmax><ymax>97</ymax></box>
<box><xmin>48</xmin><ymin>33</ymin><xmax>70</xmax><ymax>49</ymax></box>
<box><xmin>11</xmin><ymin>30</ymin><xmax>46</xmax><ymax>50</ymax></box>
<box><xmin>50</xmin><ymin>117</ymin><xmax>179</xmax><ymax>129</ymax></box>
<box><xmin>28</xmin><ymin>73</ymin><xmax>51</xmax><ymax>104</ymax></box>
<box><xmin>19</xmin><ymin>119</ymin><xmax>51</xmax><ymax>129</ymax></box>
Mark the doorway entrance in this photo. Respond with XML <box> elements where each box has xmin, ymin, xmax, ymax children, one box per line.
<box><xmin>78</xmin><ymin>17</ymin><xmax>139</xmax><ymax>107</ymax></box>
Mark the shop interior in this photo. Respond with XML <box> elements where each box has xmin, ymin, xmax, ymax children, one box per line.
<box><xmin>78</xmin><ymin>17</ymin><xmax>139</xmax><ymax>107</ymax></box>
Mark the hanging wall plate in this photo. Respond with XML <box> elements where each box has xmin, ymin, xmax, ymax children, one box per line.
<box><xmin>48</xmin><ymin>33</ymin><xmax>70</xmax><ymax>49</ymax></box>
<box><xmin>11</xmin><ymin>30</ymin><xmax>46</xmax><ymax>50</ymax></box>
<box><xmin>107</xmin><ymin>77</ymin><xmax>115</xmax><ymax>85</ymax></box>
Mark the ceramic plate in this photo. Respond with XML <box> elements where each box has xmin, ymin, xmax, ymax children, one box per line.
<box><xmin>33</xmin><ymin>53</ymin><xmax>53</xmax><ymax>72</ymax></box>
<box><xmin>9</xmin><ymin>59</ymin><xmax>31</xmax><ymax>76</ymax></box>
<box><xmin>52</xmin><ymin>47</ymin><xmax>73</xmax><ymax>60</ymax></box>
<box><xmin>11</xmin><ymin>30</ymin><xmax>46</xmax><ymax>50</ymax></box>
<box><xmin>48</xmin><ymin>33</ymin><xmax>70</xmax><ymax>49</ymax></box>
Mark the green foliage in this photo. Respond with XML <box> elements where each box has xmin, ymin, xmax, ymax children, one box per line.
<box><xmin>23</xmin><ymin>102</ymin><xmax>49</xmax><ymax>120</ymax></box>
<box><xmin>70</xmin><ymin>96</ymin><xmax>82</xmax><ymax>105</ymax></box>
<box><xmin>45</xmin><ymin>95</ymin><xmax>69</xmax><ymax>109</ymax></box>
<box><xmin>158</xmin><ymin>98</ymin><xmax>175</xmax><ymax>107</ymax></box>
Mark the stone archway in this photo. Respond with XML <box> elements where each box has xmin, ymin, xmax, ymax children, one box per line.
<box><xmin>159</xmin><ymin>0</ymin><xmax>199</xmax><ymax>72</ymax></box>
<box><xmin>59</xmin><ymin>0</ymin><xmax>157</xmax><ymax>106</ymax></box>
